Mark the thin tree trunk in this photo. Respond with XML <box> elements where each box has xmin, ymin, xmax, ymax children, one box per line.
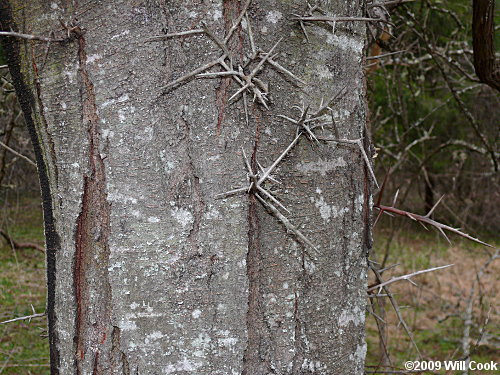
<box><xmin>0</xmin><ymin>0</ymin><xmax>371</xmax><ymax>373</ymax></box>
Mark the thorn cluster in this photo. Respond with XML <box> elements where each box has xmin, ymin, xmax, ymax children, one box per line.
<box><xmin>374</xmin><ymin>179</ymin><xmax>493</xmax><ymax>247</ymax></box>
<box><xmin>278</xmin><ymin>89</ymin><xmax>379</xmax><ymax>188</ymax></box>
<box><xmin>147</xmin><ymin>0</ymin><xmax>302</xmax><ymax>114</ymax></box>
<box><xmin>292</xmin><ymin>1</ymin><xmax>390</xmax><ymax>39</ymax></box>
<box><xmin>216</xmin><ymin>134</ymin><xmax>319</xmax><ymax>259</ymax></box>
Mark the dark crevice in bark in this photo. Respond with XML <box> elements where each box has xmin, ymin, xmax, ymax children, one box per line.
<box><xmin>243</xmin><ymin>124</ymin><xmax>272</xmax><ymax>375</ymax></box>
<box><xmin>111</xmin><ymin>326</ymin><xmax>131</xmax><ymax>375</ymax></box>
<box><xmin>73</xmin><ymin>30</ymin><xmax>113</xmax><ymax>375</ymax></box>
<box><xmin>0</xmin><ymin>3</ymin><xmax>61</xmax><ymax>373</ymax></box>
<box><xmin>215</xmin><ymin>77</ymin><xmax>231</xmax><ymax>135</ymax></box>
<box><xmin>291</xmin><ymin>290</ymin><xmax>304</xmax><ymax>373</ymax></box>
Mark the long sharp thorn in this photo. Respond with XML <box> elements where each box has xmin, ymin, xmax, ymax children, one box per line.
<box><xmin>244</xmin><ymin>12</ymin><xmax>256</xmax><ymax>54</ymax></box>
<box><xmin>426</xmin><ymin>195</ymin><xmax>445</xmax><ymax>217</ymax></box>
<box><xmin>376</xmin><ymin>173</ymin><xmax>389</xmax><ymax>206</ymax></box>
<box><xmin>241</xmin><ymin>147</ymin><xmax>253</xmax><ymax>173</ymax></box>
<box><xmin>357</xmin><ymin>140</ymin><xmax>379</xmax><ymax>188</ymax></box>
<box><xmin>408</xmin><ymin>279</ymin><xmax>418</xmax><ymax>287</ymax></box>
<box><xmin>215</xmin><ymin>186</ymin><xmax>248</xmax><ymax>198</ymax></box>
<box><xmin>243</xmin><ymin>92</ymin><xmax>249</xmax><ymax>126</ymax></box>
<box><xmin>229</xmin><ymin>83</ymin><xmax>250</xmax><ymax>102</ymax></box>
<box><xmin>406</xmin><ymin>212</ymin><xmax>417</xmax><ymax>221</ymax></box>
<box><xmin>161</xmin><ymin>58</ymin><xmax>221</xmax><ymax>91</ymax></box>
<box><xmin>254</xmin><ymin>194</ymin><xmax>318</xmax><ymax>258</ymax></box>
<box><xmin>299</xmin><ymin>20</ymin><xmax>309</xmax><ymax>42</ymax></box>
<box><xmin>438</xmin><ymin>227</ymin><xmax>452</xmax><ymax>244</ymax></box>
<box><xmin>249</xmin><ymin>37</ymin><xmax>283</xmax><ymax>79</ymax></box>
<box><xmin>419</xmin><ymin>221</ymin><xmax>429</xmax><ymax>231</ymax></box>
<box><xmin>392</xmin><ymin>189</ymin><xmax>399</xmax><ymax>207</ymax></box>
<box><xmin>224</xmin><ymin>0</ymin><xmax>252</xmax><ymax>43</ymax></box>
<box><xmin>257</xmin><ymin>186</ymin><xmax>290</xmax><ymax>213</ymax></box>
<box><xmin>258</xmin><ymin>132</ymin><xmax>301</xmax><ymax>184</ymax></box>
<box><xmin>373</xmin><ymin>210</ymin><xmax>384</xmax><ymax>227</ymax></box>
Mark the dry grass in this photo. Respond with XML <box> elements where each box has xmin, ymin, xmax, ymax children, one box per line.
<box><xmin>367</xmin><ymin>227</ymin><xmax>499</xmax><ymax>374</ymax></box>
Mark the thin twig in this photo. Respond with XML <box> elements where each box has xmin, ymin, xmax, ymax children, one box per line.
<box><xmin>0</xmin><ymin>310</ymin><xmax>46</xmax><ymax>325</ymax></box>
<box><xmin>0</xmin><ymin>141</ymin><xmax>37</xmax><ymax>167</ymax></box>
<box><xmin>0</xmin><ymin>31</ymin><xmax>64</xmax><ymax>42</ymax></box>
<box><xmin>145</xmin><ymin>29</ymin><xmax>204</xmax><ymax>42</ymax></box>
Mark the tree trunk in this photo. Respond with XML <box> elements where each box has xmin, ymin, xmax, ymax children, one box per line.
<box><xmin>0</xmin><ymin>0</ymin><xmax>371</xmax><ymax>373</ymax></box>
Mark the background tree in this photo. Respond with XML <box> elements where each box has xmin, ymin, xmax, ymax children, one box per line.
<box><xmin>0</xmin><ymin>0</ymin><xmax>374</xmax><ymax>373</ymax></box>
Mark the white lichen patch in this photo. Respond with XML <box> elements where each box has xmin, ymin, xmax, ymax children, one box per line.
<box><xmin>111</xmin><ymin>29</ymin><xmax>130</xmax><ymax>40</ymax></box>
<box><xmin>159</xmin><ymin>150</ymin><xmax>177</xmax><ymax>174</ymax></box>
<box><xmin>266</xmin><ymin>10</ymin><xmax>282</xmax><ymax>24</ymax></box>
<box><xmin>147</xmin><ymin>216</ymin><xmax>160</xmax><ymax>223</ymax></box>
<box><xmin>87</xmin><ymin>54</ymin><xmax>102</xmax><ymax>64</ymax></box>
<box><xmin>203</xmin><ymin>206</ymin><xmax>220</xmax><ymax>220</ymax></box>
<box><xmin>301</xmin><ymin>359</ymin><xmax>326</xmax><ymax>372</ymax></box>
<box><xmin>191</xmin><ymin>332</ymin><xmax>211</xmax><ymax>357</ymax></box>
<box><xmin>326</xmin><ymin>33</ymin><xmax>364</xmax><ymax>54</ymax></box>
<box><xmin>316</xmin><ymin>64</ymin><xmax>334</xmax><ymax>80</ymax></box>
<box><xmin>192</xmin><ymin>309</ymin><xmax>201</xmax><ymax>319</ymax></box>
<box><xmin>349</xmin><ymin>342</ymin><xmax>367</xmax><ymax>363</ymax></box>
<box><xmin>338</xmin><ymin>304</ymin><xmax>364</xmax><ymax>327</ymax></box>
<box><xmin>164</xmin><ymin>358</ymin><xmax>202</xmax><ymax>374</ymax></box>
<box><xmin>355</xmin><ymin>193</ymin><xmax>364</xmax><ymax>212</ymax></box>
<box><xmin>310</xmin><ymin>195</ymin><xmax>349</xmax><ymax>222</ymax></box>
<box><xmin>212</xmin><ymin>8</ymin><xmax>222</xmax><ymax>21</ymax></box>
<box><xmin>108</xmin><ymin>191</ymin><xmax>138</xmax><ymax>204</ymax></box>
<box><xmin>171</xmin><ymin>207</ymin><xmax>194</xmax><ymax>228</ymax></box>
<box><xmin>119</xmin><ymin>317</ymin><xmax>137</xmax><ymax>331</ymax></box>
<box><xmin>296</xmin><ymin>157</ymin><xmax>346</xmax><ymax>176</ymax></box>
<box><xmin>218</xmin><ymin>337</ymin><xmax>238</xmax><ymax>352</ymax></box>
<box><xmin>101</xmin><ymin>94</ymin><xmax>130</xmax><ymax>108</ymax></box>
<box><xmin>145</xmin><ymin>331</ymin><xmax>165</xmax><ymax>344</ymax></box>
<box><xmin>130</xmin><ymin>302</ymin><xmax>140</xmax><ymax>310</ymax></box>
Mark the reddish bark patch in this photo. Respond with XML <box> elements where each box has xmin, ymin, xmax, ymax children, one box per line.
<box><xmin>73</xmin><ymin>32</ymin><xmax>113</xmax><ymax>375</ymax></box>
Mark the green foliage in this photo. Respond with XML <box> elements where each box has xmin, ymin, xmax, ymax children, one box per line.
<box><xmin>369</xmin><ymin>0</ymin><xmax>499</xmax><ymax>234</ymax></box>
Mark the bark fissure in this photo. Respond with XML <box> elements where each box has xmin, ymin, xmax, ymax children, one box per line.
<box><xmin>292</xmin><ymin>290</ymin><xmax>304</xmax><ymax>373</ymax></box>
<box><xmin>73</xmin><ymin>31</ymin><xmax>113</xmax><ymax>375</ymax></box>
<box><xmin>243</xmin><ymin>127</ymin><xmax>273</xmax><ymax>375</ymax></box>
<box><xmin>111</xmin><ymin>326</ymin><xmax>131</xmax><ymax>375</ymax></box>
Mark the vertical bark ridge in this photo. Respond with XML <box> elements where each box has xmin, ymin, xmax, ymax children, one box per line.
<box><xmin>73</xmin><ymin>30</ymin><xmax>113</xmax><ymax>374</ymax></box>
<box><xmin>0</xmin><ymin>3</ymin><xmax>61</xmax><ymax>373</ymax></box>
<box><xmin>243</xmin><ymin>121</ymin><xmax>272</xmax><ymax>375</ymax></box>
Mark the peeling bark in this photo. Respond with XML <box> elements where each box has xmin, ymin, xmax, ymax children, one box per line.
<box><xmin>73</xmin><ymin>30</ymin><xmax>114</xmax><ymax>374</ymax></box>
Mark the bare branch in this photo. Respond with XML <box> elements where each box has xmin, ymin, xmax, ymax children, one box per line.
<box><xmin>0</xmin><ymin>141</ymin><xmax>37</xmax><ymax>167</ymax></box>
<box><xmin>367</xmin><ymin>264</ymin><xmax>454</xmax><ymax>292</ymax></box>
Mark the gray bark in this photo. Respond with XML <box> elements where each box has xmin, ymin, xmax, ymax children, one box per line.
<box><xmin>1</xmin><ymin>0</ymin><xmax>371</xmax><ymax>374</ymax></box>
